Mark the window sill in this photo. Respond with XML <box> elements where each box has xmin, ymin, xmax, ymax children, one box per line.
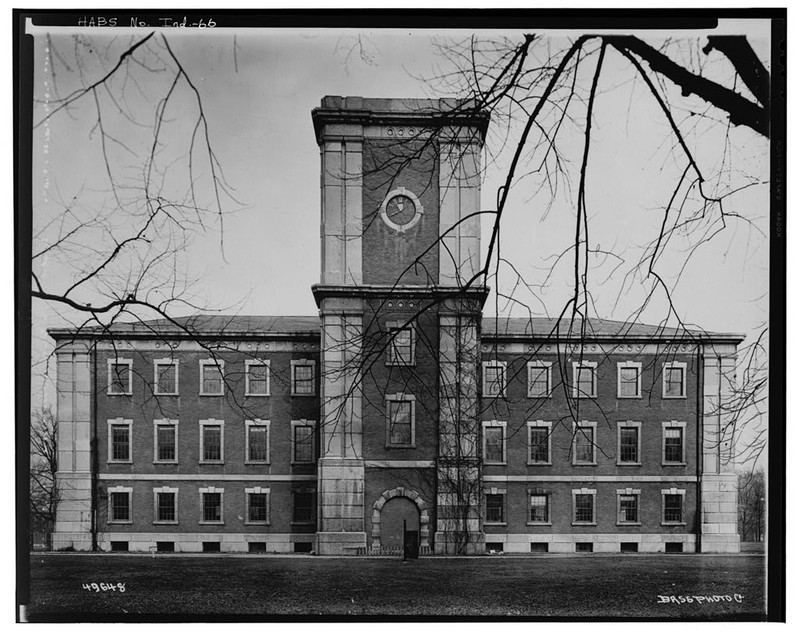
<box><xmin>616</xmin><ymin>395</ymin><xmax>642</xmax><ymax>399</ymax></box>
<box><xmin>484</xmin><ymin>461</ymin><xmax>507</xmax><ymax>466</ymax></box>
<box><xmin>291</xmin><ymin>393</ymin><xmax>316</xmax><ymax>397</ymax></box>
<box><xmin>483</xmin><ymin>522</ymin><xmax>507</xmax><ymax>526</ymax></box>
<box><xmin>107</xmin><ymin>460</ymin><xmax>133</xmax><ymax>465</ymax></box>
<box><xmin>526</xmin><ymin>521</ymin><xmax>551</xmax><ymax>526</ymax></box>
<box><xmin>291</xmin><ymin>461</ymin><xmax>316</xmax><ymax>466</ymax></box>
<box><xmin>199</xmin><ymin>393</ymin><xmax>225</xmax><ymax>397</ymax></box>
<box><xmin>616</xmin><ymin>522</ymin><xmax>642</xmax><ymax>527</ymax></box>
<box><xmin>572</xmin><ymin>462</ymin><xmax>597</xmax><ymax>467</ymax></box>
<box><xmin>107</xmin><ymin>392</ymin><xmax>132</xmax><ymax>397</ymax></box>
<box><xmin>291</xmin><ymin>521</ymin><xmax>315</xmax><ymax>526</ymax></box>
<box><xmin>154</xmin><ymin>392</ymin><xmax>179</xmax><ymax>397</ymax></box>
<box><xmin>662</xmin><ymin>462</ymin><xmax>687</xmax><ymax>467</ymax></box>
<box><xmin>662</xmin><ymin>522</ymin><xmax>686</xmax><ymax>526</ymax></box>
<box><xmin>199</xmin><ymin>461</ymin><xmax>225</xmax><ymax>465</ymax></box>
<box><xmin>616</xmin><ymin>462</ymin><xmax>642</xmax><ymax>467</ymax></box>
<box><xmin>245</xmin><ymin>461</ymin><xmax>271</xmax><ymax>466</ymax></box>
<box><xmin>572</xmin><ymin>522</ymin><xmax>597</xmax><ymax>526</ymax></box>
<box><xmin>153</xmin><ymin>521</ymin><xmax>179</xmax><ymax>525</ymax></box>
<box><xmin>385</xmin><ymin>445</ymin><xmax>416</xmax><ymax>450</ymax></box>
<box><xmin>108</xmin><ymin>520</ymin><xmax>132</xmax><ymax>525</ymax></box>
<box><xmin>386</xmin><ymin>362</ymin><xmax>417</xmax><ymax>368</ymax></box>
<box><xmin>245</xmin><ymin>521</ymin><xmax>270</xmax><ymax>526</ymax></box>
<box><xmin>245</xmin><ymin>393</ymin><xmax>270</xmax><ymax>397</ymax></box>
<box><xmin>154</xmin><ymin>460</ymin><xmax>179</xmax><ymax>465</ymax></box>
<box><xmin>527</xmin><ymin>461</ymin><xmax>552</xmax><ymax>466</ymax></box>
<box><xmin>662</xmin><ymin>395</ymin><xmax>687</xmax><ymax>400</ymax></box>
<box><xmin>199</xmin><ymin>521</ymin><xmax>224</xmax><ymax>525</ymax></box>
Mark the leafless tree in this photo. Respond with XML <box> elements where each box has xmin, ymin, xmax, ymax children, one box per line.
<box><xmin>738</xmin><ymin>468</ymin><xmax>766</xmax><ymax>542</ymax></box>
<box><xmin>30</xmin><ymin>407</ymin><xmax>59</xmax><ymax>549</ymax></box>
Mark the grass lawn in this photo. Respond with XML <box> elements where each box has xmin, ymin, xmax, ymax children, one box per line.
<box><xmin>26</xmin><ymin>553</ymin><xmax>766</xmax><ymax>620</ymax></box>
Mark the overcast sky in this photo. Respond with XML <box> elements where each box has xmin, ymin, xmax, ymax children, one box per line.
<box><xmin>29</xmin><ymin>22</ymin><xmax>771</xmax><ymax>428</ymax></box>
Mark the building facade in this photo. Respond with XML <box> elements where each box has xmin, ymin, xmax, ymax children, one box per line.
<box><xmin>49</xmin><ymin>97</ymin><xmax>742</xmax><ymax>555</ymax></box>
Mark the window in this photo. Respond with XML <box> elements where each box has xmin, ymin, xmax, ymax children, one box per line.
<box><xmin>292</xmin><ymin>421</ymin><xmax>315</xmax><ymax>463</ymax></box>
<box><xmin>108</xmin><ymin>419</ymin><xmax>132</xmax><ymax>463</ymax></box>
<box><xmin>291</xmin><ymin>360</ymin><xmax>315</xmax><ymax>395</ymax></box>
<box><xmin>662</xmin><ymin>489</ymin><xmax>685</xmax><ymax>524</ymax></box>
<box><xmin>199</xmin><ymin>359</ymin><xmax>224</xmax><ymax>396</ymax></box>
<box><xmin>573</xmin><ymin>422</ymin><xmax>596</xmax><ymax>465</ymax></box>
<box><xmin>663</xmin><ymin>362</ymin><xmax>687</xmax><ymax>398</ymax></box>
<box><xmin>386</xmin><ymin>322</ymin><xmax>415</xmax><ymax>365</ymax></box>
<box><xmin>527</xmin><ymin>421</ymin><xmax>552</xmax><ymax>464</ymax></box>
<box><xmin>245</xmin><ymin>360</ymin><xmax>270</xmax><ymax>396</ymax></box>
<box><xmin>482</xmin><ymin>421</ymin><xmax>506</xmax><ymax>464</ymax></box>
<box><xmin>617</xmin><ymin>422</ymin><xmax>641</xmax><ymax>465</ymax></box>
<box><xmin>617</xmin><ymin>489</ymin><xmax>641</xmax><ymax>524</ymax></box>
<box><xmin>199</xmin><ymin>419</ymin><xmax>224</xmax><ymax>463</ymax></box>
<box><xmin>107</xmin><ymin>359</ymin><xmax>132</xmax><ymax>395</ymax></box>
<box><xmin>575</xmin><ymin>542</ymin><xmax>593</xmax><ymax>553</ymax></box>
<box><xmin>482</xmin><ymin>361</ymin><xmax>507</xmax><ymax>398</ymax></box>
<box><xmin>108</xmin><ymin>487</ymin><xmax>132</xmax><ymax>523</ymax></box>
<box><xmin>617</xmin><ymin>362</ymin><xmax>641</xmax><ymax>398</ymax></box>
<box><xmin>154</xmin><ymin>487</ymin><xmax>178</xmax><ymax>524</ymax></box>
<box><xmin>484</xmin><ymin>490</ymin><xmax>506</xmax><ymax>524</ymax></box>
<box><xmin>153</xmin><ymin>419</ymin><xmax>178</xmax><ymax>463</ymax></box>
<box><xmin>573</xmin><ymin>489</ymin><xmax>596</xmax><ymax>524</ymax></box>
<box><xmin>246</xmin><ymin>487</ymin><xmax>270</xmax><ymax>524</ymax></box>
<box><xmin>385</xmin><ymin>394</ymin><xmax>415</xmax><ymax>447</ymax></box>
<box><xmin>154</xmin><ymin>359</ymin><xmax>178</xmax><ymax>395</ymax></box>
<box><xmin>200</xmin><ymin>487</ymin><xmax>223</xmax><ymax>524</ymax></box>
<box><xmin>572</xmin><ymin>361</ymin><xmax>597</xmax><ymax>398</ymax></box>
<box><xmin>246</xmin><ymin>420</ymin><xmax>270</xmax><ymax>464</ymax></box>
<box><xmin>529</xmin><ymin>492</ymin><xmax>550</xmax><ymax>524</ymax></box>
<box><xmin>663</xmin><ymin>422</ymin><xmax>686</xmax><ymax>464</ymax></box>
<box><xmin>527</xmin><ymin>362</ymin><xmax>552</xmax><ymax>398</ymax></box>
<box><xmin>293</xmin><ymin>489</ymin><xmax>315</xmax><ymax>523</ymax></box>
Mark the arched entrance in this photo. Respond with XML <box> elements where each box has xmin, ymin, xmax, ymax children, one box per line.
<box><xmin>370</xmin><ymin>486</ymin><xmax>431</xmax><ymax>552</ymax></box>
<box><xmin>379</xmin><ymin>496</ymin><xmax>419</xmax><ymax>550</ymax></box>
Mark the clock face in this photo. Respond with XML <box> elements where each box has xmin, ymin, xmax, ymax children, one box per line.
<box><xmin>386</xmin><ymin>195</ymin><xmax>417</xmax><ymax>226</ymax></box>
<box><xmin>379</xmin><ymin>188</ymin><xmax>424</xmax><ymax>233</ymax></box>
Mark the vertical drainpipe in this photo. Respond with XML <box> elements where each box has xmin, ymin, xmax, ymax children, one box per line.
<box><xmin>91</xmin><ymin>343</ymin><xmax>98</xmax><ymax>551</ymax></box>
<box><xmin>696</xmin><ymin>345</ymin><xmax>703</xmax><ymax>554</ymax></box>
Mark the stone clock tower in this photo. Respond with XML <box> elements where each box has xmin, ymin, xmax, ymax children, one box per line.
<box><xmin>311</xmin><ymin>97</ymin><xmax>489</xmax><ymax>554</ymax></box>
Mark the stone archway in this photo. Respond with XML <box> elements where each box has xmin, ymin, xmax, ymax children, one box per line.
<box><xmin>371</xmin><ymin>487</ymin><xmax>430</xmax><ymax>547</ymax></box>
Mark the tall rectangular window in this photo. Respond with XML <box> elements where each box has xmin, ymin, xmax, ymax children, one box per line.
<box><xmin>201</xmin><ymin>490</ymin><xmax>223</xmax><ymax>523</ymax></box>
<box><xmin>386</xmin><ymin>396</ymin><xmax>415</xmax><ymax>447</ymax></box>
<box><xmin>291</xmin><ymin>360</ymin><xmax>315</xmax><ymax>395</ymax></box>
<box><xmin>293</xmin><ymin>490</ymin><xmax>314</xmax><ymax>523</ymax></box>
<box><xmin>663</xmin><ymin>362</ymin><xmax>686</xmax><ymax>398</ymax></box>
<box><xmin>573</xmin><ymin>491</ymin><xmax>595</xmax><ymax>524</ymax></box>
<box><xmin>200</xmin><ymin>360</ymin><xmax>224</xmax><ymax>395</ymax></box>
<box><xmin>247</xmin><ymin>490</ymin><xmax>269</xmax><ymax>524</ymax></box>
<box><xmin>108</xmin><ymin>420</ymin><xmax>132</xmax><ymax>463</ymax></box>
<box><xmin>663</xmin><ymin>491</ymin><xmax>685</xmax><ymax>524</ymax></box>
<box><xmin>482</xmin><ymin>422</ymin><xmax>505</xmax><ymax>464</ymax></box>
<box><xmin>529</xmin><ymin>493</ymin><xmax>550</xmax><ymax>524</ymax></box>
<box><xmin>617</xmin><ymin>363</ymin><xmax>641</xmax><ymax>398</ymax></box>
<box><xmin>618</xmin><ymin>424</ymin><xmax>640</xmax><ymax>464</ymax></box>
<box><xmin>246</xmin><ymin>421</ymin><xmax>269</xmax><ymax>463</ymax></box>
<box><xmin>573</xmin><ymin>424</ymin><xmax>596</xmax><ymax>464</ymax></box>
<box><xmin>528</xmin><ymin>423</ymin><xmax>551</xmax><ymax>464</ymax></box>
<box><xmin>109</xmin><ymin>489</ymin><xmax>131</xmax><ymax>522</ymax></box>
<box><xmin>155</xmin><ymin>489</ymin><xmax>177</xmax><ymax>523</ymax></box>
<box><xmin>154</xmin><ymin>420</ymin><xmax>178</xmax><ymax>463</ymax></box>
<box><xmin>200</xmin><ymin>420</ymin><xmax>224</xmax><ymax>463</ymax></box>
<box><xmin>483</xmin><ymin>361</ymin><xmax>506</xmax><ymax>398</ymax></box>
<box><xmin>387</xmin><ymin>323</ymin><xmax>415</xmax><ymax>365</ymax></box>
<box><xmin>292</xmin><ymin>422</ymin><xmax>315</xmax><ymax>463</ymax></box>
<box><xmin>527</xmin><ymin>362</ymin><xmax>552</xmax><ymax>398</ymax></box>
<box><xmin>485</xmin><ymin>493</ymin><xmax>505</xmax><ymax>523</ymax></box>
<box><xmin>245</xmin><ymin>361</ymin><xmax>270</xmax><ymax>396</ymax></box>
<box><xmin>154</xmin><ymin>360</ymin><xmax>178</xmax><ymax>395</ymax></box>
<box><xmin>618</xmin><ymin>493</ymin><xmax>640</xmax><ymax>524</ymax></box>
<box><xmin>107</xmin><ymin>359</ymin><xmax>132</xmax><ymax>395</ymax></box>
<box><xmin>573</xmin><ymin>362</ymin><xmax>597</xmax><ymax>398</ymax></box>
<box><xmin>663</xmin><ymin>424</ymin><xmax>685</xmax><ymax>464</ymax></box>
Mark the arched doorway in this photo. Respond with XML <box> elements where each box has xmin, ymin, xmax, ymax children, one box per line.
<box><xmin>379</xmin><ymin>496</ymin><xmax>420</xmax><ymax>550</ymax></box>
<box><xmin>371</xmin><ymin>486</ymin><xmax>431</xmax><ymax>553</ymax></box>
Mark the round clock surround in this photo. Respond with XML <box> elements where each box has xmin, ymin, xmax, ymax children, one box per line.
<box><xmin>379</xmin><ymin>187</ymin><xmax>424</xmax><ymax>233</ymax></box>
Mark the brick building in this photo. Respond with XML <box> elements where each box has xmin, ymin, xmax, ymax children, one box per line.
<box><xmin>49</xmin><ymin>97</ymin><xmax>742</xmax><ymax>555</ymax></box>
